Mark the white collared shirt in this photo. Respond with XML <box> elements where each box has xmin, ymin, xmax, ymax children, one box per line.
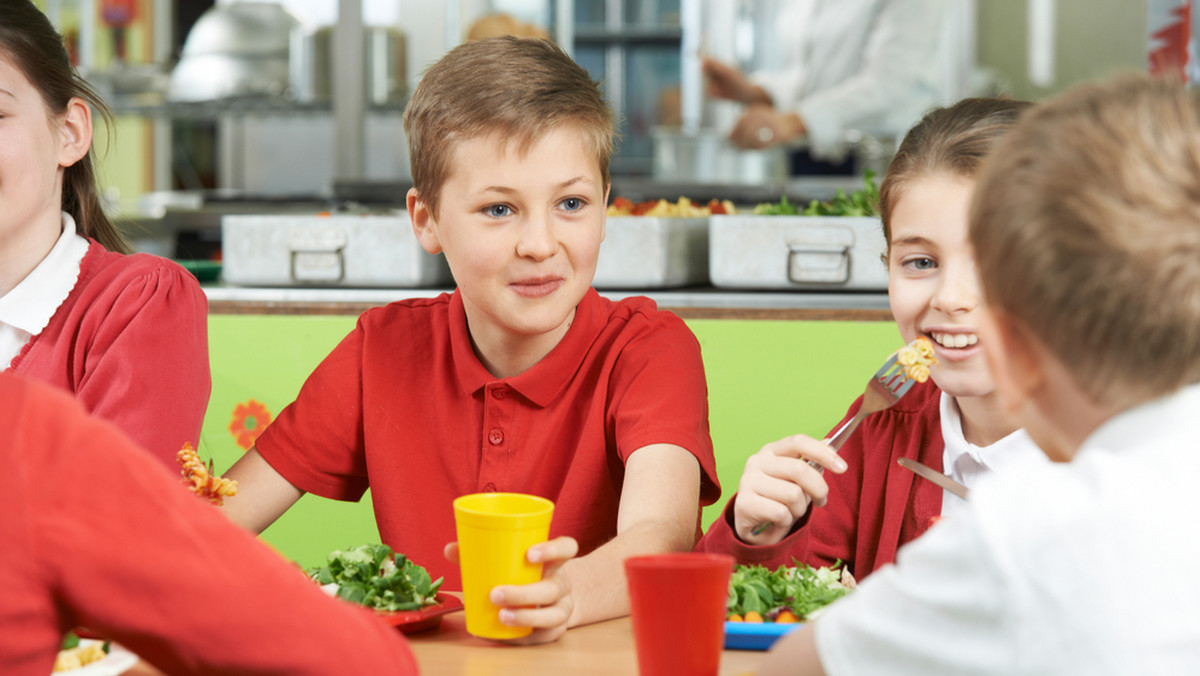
<box><xmin>0</xmin><ymin>213</ymin><xmax>90</xmax><ymax>369</ymax></box>
<box><xmin>816</xmin><ymin>383</ymin><xmax>1200</xmax><ymax>674</ymax></box>
<box><xmin>938</xmin><ymin>391</ymin><xmax>1046</xmax><ymax>519</ymax></box>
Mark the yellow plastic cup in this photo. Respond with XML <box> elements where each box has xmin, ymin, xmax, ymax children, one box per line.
<box><xmin>453</xmin><ymin>492</ymin><xmax>555</xmax><ymax>640</ymax></box>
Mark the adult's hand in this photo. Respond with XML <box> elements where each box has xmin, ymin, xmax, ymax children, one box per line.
<box><xmin>702</xmin><ymin>57</ymin><xmax>772</xmax><ymax>105</ymax></box>
<box><xmin>728</xmin><ymin>103</ymin><xmax>807</xmax><ymax>149</ymax></box>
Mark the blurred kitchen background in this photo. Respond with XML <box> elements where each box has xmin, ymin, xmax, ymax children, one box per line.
<box><xmin>33</xmin><ymin>0</ymin><xmax>1195</xmax><ymax>260</ymax></box>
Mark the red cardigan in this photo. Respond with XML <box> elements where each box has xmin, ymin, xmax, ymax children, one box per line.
<box><xmin>696</xmin><ymin>379</ymin><xmax>946</xmax><ymax>579</ymax></box>
<box><xmin>9</xmin><ymin>241</ymin><xmax>211</xmax><ymax>468</ymax></box>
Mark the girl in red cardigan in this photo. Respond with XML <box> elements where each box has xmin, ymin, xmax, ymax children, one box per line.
<box><xmin>697</xmin><ymin>97</ymin><xmax>1048</xmax><ymax>578</ymax></box>
<box><xmin>0</xmin><ymin>1</ymin><xmax>210</xmax><ymax>466</ymax></box>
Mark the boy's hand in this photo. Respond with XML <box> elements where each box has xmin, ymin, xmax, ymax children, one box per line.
<box><xmin>443</xmin><ymin>536</ymin><xmax>580</xmax><ymax>645</ymax></box>
<box><xmin>732</xmin><ymin>435</ymin><xmax>847</xmax><ymax>545</ymax></box>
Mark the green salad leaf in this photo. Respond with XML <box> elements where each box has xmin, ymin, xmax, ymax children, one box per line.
<box><xmin>727</xmin><ymin>561</ymin><xmax>855</xmax><ymax>621</ymax></box>
<box><xmin>752</xmin><ymin>170</ymin><xmax>879</xmax><ymax>217</ymax></box>
<box><xmin>310</xmin><ymin>543</ymin><xmax>443</xmax><ymax>612</ymax></box>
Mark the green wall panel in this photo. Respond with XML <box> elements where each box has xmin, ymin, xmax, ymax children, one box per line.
<box><xmin>202</xmin><ymin>313</ymin><xmax>899</xmax><ymax>569</ymax></box>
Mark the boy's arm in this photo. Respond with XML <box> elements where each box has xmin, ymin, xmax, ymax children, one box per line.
<box><xmin>220</xmin><ymin>447</ymin><xmax>306</xmax><ymax>533</ymax></box>
<box><xmin>564</xmin><ymin>442</ymin><xmax>702</xmax><ymax>624</ymax></box>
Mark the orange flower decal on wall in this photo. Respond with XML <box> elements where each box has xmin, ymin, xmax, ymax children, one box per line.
<box><xmin>229</xmin><ymin>399</ymin><xmax>273</xmax><ymax>450</ymax></box>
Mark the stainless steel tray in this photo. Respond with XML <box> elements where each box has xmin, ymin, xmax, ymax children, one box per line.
<box><xmin>709</xmin><ymin>215</ymin><xmax>887</xmax><ymax>290</ymax></box>
<box><xmin>221</xmin><ymin>212</ymin><xmax>452</xmax><ymax>287</ymax></box>
<box><xmin>593</xmin><ymin>216</ymin><xmax>709</xmax><ymax>289</ymax></box>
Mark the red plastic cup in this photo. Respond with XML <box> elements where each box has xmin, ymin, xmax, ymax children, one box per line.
<box><xmin>625</xmin><ymin>552</ymin><xmax>734</xmax><ymax>676</ymax></box>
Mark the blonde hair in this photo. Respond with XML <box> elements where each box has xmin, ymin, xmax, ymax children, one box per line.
<box><xmin>402</xmin><ymin>37</ymin><xmax>615</xmax><ymax>217</ymax></box>
<box><xmin>971</xmin><ymin>74</ymin><xmax>1200</xmax><ymax>406</ymax></box>
<box><xmin>878</xmin><ymin>97</ymin><xmax>1032</xmax><ymax>247</ymax></box>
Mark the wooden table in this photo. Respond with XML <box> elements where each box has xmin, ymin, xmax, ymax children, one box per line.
<box><xmin>126</xmin><ymin>607</ymin><xmax>766</xmax><ymax>675</ymax></box>
<box><xmin>404</xmin><ymin>611</ymin><xmax>764</xmax><ymax>675</ymax></box>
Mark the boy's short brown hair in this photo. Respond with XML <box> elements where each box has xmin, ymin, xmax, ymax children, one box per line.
<box><xmin>402</xmin><ymin>36</ymin><xmax>615</xmax><ymax>217</ymax></box>
<box><xmin>971</xmin><ymin>74</ymin><xmax>1200</xmax><ymax>407</ymax></box>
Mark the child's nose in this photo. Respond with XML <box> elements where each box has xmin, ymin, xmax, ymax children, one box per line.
<box><xmin>931</xmin><ymin>261</ymin><xmax>980</xmax><ymax>314</ymax></box>
<box><xmin>515</xmin><ymin>214</ymin><xmax>558</xmax><ymax>260</ymax></box>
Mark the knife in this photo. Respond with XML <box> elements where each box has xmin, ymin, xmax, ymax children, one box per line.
<box><xmin>897</xmin><ymin>457</ymin><xmax>970</xmax><ymax>501</ymax></box>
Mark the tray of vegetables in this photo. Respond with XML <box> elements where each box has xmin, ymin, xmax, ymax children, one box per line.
<box><xmin>723</xmin><ymin>562</ymin><xmax>856</xmax><ymax>651</ymax></box>
<box><xmin>709</xmin><ymin>172</ymin><xmax>888</xmax><ymax>291</ymax></box>
<box><xmin>311</xmin><ymin>543</ymin><xmax>461</xmax><ymax>633</ymax></box>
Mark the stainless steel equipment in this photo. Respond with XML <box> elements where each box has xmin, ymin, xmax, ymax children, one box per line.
<box><xmin>221</xmin><ymin>212</ymin><xmax>452</xmax><ymax>288</ymax></box>
<box><xmin>168</xmin><ymin>3</ymin><xmax>300</xmax><ymax>102</ymax></box>
<box><xmin>709</xmin><ymin>215</ymin><xmax>887</xmax><ymax>290</ymax></box>
<box><xmin>593</xmin><ymin>217</ymin><xmax>709</xmax><ymax>289</ymax></box>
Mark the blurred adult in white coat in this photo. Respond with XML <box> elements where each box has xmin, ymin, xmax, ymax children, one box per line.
<box><xmin>704</xmin><ymin>0</ymin><xmax>962</xmax><ymax>162</ymax></box>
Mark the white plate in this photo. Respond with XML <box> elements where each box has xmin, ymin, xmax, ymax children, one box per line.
<box><xmin>57</xmin><ymin>640</ymin><xmax>138</xmax><ymax>675</ymax></box>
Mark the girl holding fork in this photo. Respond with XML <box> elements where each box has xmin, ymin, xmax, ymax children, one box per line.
<box><xmin>696</xmin><ymin>97</ymin><xmax>1048</xmax><ymax>578</ymax></box>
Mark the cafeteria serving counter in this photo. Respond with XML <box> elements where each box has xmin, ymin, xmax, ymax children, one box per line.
<box><xmin>202</xmin><ymin>284</ymin><xmax>892</xmax><ymax>321</ymax></box>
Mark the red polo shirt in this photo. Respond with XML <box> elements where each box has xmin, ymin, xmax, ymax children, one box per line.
<box><xmin>256</xmin><ymin>288</ymin><xmax>720</xmax><ymax>588</ymax></box>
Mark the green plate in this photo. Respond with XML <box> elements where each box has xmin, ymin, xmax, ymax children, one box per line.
<box><xmin>178</xmin><ymin>259</ymin><xmax>222</xmax><ymax>282</ymax></box>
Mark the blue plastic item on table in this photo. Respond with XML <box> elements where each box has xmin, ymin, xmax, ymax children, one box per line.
<box><xmin>723</xmin><ymin>621</ymin><xmax>803</xmax><ymax>650</ymax></box>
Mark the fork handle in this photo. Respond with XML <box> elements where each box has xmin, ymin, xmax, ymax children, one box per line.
<box><xmin>804</xmin><ymin>409</ymin><xmax>866</xmax><ymax>471</ymax></box>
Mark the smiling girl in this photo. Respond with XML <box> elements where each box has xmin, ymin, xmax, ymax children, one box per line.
<box><xmin>0</xmin><ymin>1</ymin><xmax>210</xmax><ymax>465</ymax></box>
<box><xmin>697</xmin><ymin>97</ymin><xmax>1048</xmax><ymax>577</ymax></box>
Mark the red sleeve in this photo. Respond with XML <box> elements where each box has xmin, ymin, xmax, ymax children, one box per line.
<box><xmin>694</xmin><ymin>494</ymin><xmax>816</xmax><ymax>568</ymax></box>
<box><xmin>71</xmin><ymin>260</ymin><xmax>211</xmax><ymax>467</ymax></box>
<box><xmin>13</xmin><ymin>377</ymin><xmax>417</xmax><ymax>675</ymax></box>
<box><xmin>255</xmin><ymin>322</ymin><xmax>370</xmax><ymax>501</ymax></box>
<box><xmin>694</xmin><ymin>397</ymin><xmax>869</xmax><ymax>571</ymax></box>
<box><xmin>607</xmin><ymin>311</ymin><xmax>720</xmax><ymax>504</ymax></box>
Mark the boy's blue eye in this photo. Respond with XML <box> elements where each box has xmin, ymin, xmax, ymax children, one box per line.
<box><xmin>559</xmin><ymin>197</ymin><xmax>584</xmax><ymax>212</ymax></box>
<box><xmin>485</xmin><ymin>204</ymin><xmax>512</xmax><ymax>218</ymax></box>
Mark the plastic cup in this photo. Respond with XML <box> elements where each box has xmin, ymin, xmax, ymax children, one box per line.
<box><xmin>625</xmin><ymin>552</ymin><xmax>734</xmax><ymax>676</ymax></box>
<box><xmin>453</xmin><ymin>492</ymin><xmax>555</xmax><ymax>640</ymax></box>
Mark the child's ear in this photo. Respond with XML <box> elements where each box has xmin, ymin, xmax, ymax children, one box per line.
<box><xmin>57</xmin><ymin>97</ymin><xmax>92</xmax><ymax>168</ymax></box>
<box><xmin>408</xmin><ymin>188</ymin><xmax>443</xmax><ymax>255</ymax></box>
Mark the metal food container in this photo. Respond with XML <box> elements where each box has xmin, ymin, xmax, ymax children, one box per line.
<box><xmin>709</xmin><ymin>215</ymin><xmax>887</xmax><ymax>290</ymax></box>
<box><xmin>221</xmin><ymin>212</ymin><xmax>452</xmax><ymax>287</ymax></box>
<box><xmin>592</xmin><ymin>216</ymin><xmax>709</xmax><ymax>289</ymax></box>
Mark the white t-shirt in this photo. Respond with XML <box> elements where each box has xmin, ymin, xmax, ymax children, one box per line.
<box><xmin>939</xmin><ymin>392</ymin><xmax>1048</xmax><ymax>521</ymax></box>
<box><xmin>814</xmin><ymin>383</ymin><xmax>1200</xmax><ymax>675</ymax></box>
<box><xmin>0</xmin><ymin>213</ymin><xmax>89</xmax><ymax>368</ymax></box>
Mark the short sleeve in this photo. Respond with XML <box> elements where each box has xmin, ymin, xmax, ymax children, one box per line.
<box><xmin>607</xmin><ymin>312</ymin><xmax>720</xmax><ymax>504</ymax></box>
<box><xmin>254</xmin><ymin>323</ymin><xmax>370</xmax><ymax>501</ymax></box>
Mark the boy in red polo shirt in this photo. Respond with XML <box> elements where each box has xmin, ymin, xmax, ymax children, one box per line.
<box><xmin>222</xmin><ymin>36</ymin><xmax>721</xmax><ymax>644</ymax></box>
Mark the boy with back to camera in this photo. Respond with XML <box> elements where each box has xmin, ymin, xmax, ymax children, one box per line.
<box><xmin>759</xmin><ymin>73</ymin><xmax>1200</xmax><ymax>675</ymax></box>
<box><xmin>221</xmin><ymin>36</ymin><xmax>721</xmax><ymax>644</ymax></box>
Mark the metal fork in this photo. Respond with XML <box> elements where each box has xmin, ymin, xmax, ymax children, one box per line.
<box><xmin>749</xmin><ymin>352</ymin><xmax>922</xmax><ymax>536</ymax></box>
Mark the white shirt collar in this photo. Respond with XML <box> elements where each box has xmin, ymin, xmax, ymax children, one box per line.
<box><xmin>939</xmin><ymin>391</ymin><xmax>1046</xmax><ymax>516</ymax></box>
<box><xmin>0</xmin><ymin>212</ymin><xmax>91</xmax><ymax>367</ymax></box>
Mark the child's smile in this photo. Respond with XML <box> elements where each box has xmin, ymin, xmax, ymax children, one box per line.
<box><xmin>887</xmin><ymin>174</ymin><xmax>995</xmax><ymax>399</ymax></box>
<box><xmin>409</xmin><ymin>125</ymin><xmax>607</xmax><ymax>377</ymax></box>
